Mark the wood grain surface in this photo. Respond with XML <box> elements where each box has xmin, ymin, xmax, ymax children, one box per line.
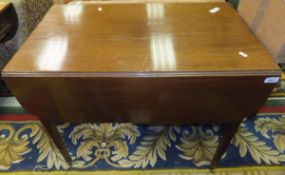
<box><xmin>4</xmin><ymin>76</ymin><xmax>277</xmax><ymax>124</ymax></box>
<box><xmin>2</xmin><ymin>3</ymin><xmax>280</xmax><ymax>75</ymax></box>
<box><xmin>2</xmin><ymin>3</ymin><xmax>281</xmax><ymax>124</ymax></box>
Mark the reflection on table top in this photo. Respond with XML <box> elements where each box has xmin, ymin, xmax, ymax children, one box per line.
<box><xmin>3</xmin><ymin>3</ymin><xmax>280</xmax><ymax>76</ymax></box>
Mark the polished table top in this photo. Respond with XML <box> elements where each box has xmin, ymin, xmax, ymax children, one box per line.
<box><xmin>3</xmin><ymin>3</ymin><xmax>280</xmax><ymax>77</ymax></box>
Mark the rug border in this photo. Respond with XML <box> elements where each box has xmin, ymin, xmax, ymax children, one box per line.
<box><xmin>1</xmin><ymin>166</ymin><xmax>285</xmax><ymax>175</ymax></box>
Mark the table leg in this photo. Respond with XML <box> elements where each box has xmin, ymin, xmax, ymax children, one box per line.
<box><xmin>41</xmin><ymin>120</ymin><xmax>72</xmax><ymax>164</ymax></box>
<box><xmin>210</xmin><ymin>121</ymin><xmax>242</xmax><ymax>170</ymax></box>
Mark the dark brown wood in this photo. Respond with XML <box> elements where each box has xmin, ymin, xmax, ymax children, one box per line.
<box><xmin>3</xmin><ymin>76</ymin><xmax>277</xmax><ymax>124</ymax></box>
<box><xmin>2</xmin><ymin>3</ymin><xmax>281</xmax><ymax>73</ymax></box>
<box><xmin>1</xmin><ymin>3</ymin><xmax>281</xmax><ymax>167</ymax></box>
<box><xmin>210</xmin><ymin>121</ymin><xmax>242</xmax><ymax>169</ymax></box>
<box><xmin>41</xmin><ymin>120</ymin><xmax>72</xmax><ymax>164</ymax></box>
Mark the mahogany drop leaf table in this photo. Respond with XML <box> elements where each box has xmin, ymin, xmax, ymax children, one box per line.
<box><xmin>2</xmin><ymin>2</ymin><xmax>281</xmax><ymax>169</ymax></box>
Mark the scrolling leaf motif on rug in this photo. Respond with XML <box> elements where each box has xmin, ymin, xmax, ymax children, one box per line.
<box><xmin>176</xmin><ymin>126</ymin><xmax>219</xmax><ymax>167</ymax></box>
<box><xmin>118</xmin><ymin>126</ymin><xmax>180</xmax><ymax>168</ymax></box>
<box><xmin>0</xmin><ymin>122</ymin><xmax>69</xmax><ymax>170</ymax></box>
<box><xmin>233</xmin><ymin>123</ymin><xmax>285</xmax><ymax>164</ymax></box>
<box><xmin>0</xmin><ymin>114</ymin><xmax>285</xmax><ymax>171</ymax></box>
<box><xmin>255</xmin><ymin>115</ymin><xmax>285</xmax><ymax>154</ymax></box>
<box><xmin>70</xmin><ymin>123</ymin><xmax>140</xmax><ymax>168</ymax></box>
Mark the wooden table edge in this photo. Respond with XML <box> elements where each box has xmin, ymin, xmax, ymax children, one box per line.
<box><xmin>1</xmin><ymin>70</ymin><xmax>282</xmax><ymax>78</ymax></box>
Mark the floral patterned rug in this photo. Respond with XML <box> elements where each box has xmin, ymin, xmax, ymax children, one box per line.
<box><xmin>0</xmin><ymin>109</ymin><xmax>285</xmax><ymax>174</ymax></box>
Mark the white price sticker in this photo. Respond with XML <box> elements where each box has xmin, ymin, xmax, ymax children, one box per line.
<box><xmin>209</xmin><ymin>7</ymin><xmax>220</xmax><ymax>14</ymax></box>
<box><xmin>264</xmin><ymin>77</ymin><xmax>280</xmax><ymax>84</ymax></box>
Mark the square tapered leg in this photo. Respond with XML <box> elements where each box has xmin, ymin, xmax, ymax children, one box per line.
<box><xmin>210</xmin><ymin>121</ymin><xmax>242</xmax><ymax>169</ymax></box>
<box><xmin>41</xmin><ymin>120</ymin><xmax>72</xmax><ymax>164</ymax></box>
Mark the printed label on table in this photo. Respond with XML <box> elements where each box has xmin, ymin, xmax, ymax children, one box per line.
<box><xmin>264</xmin><ymin>77</ymin><xmax>280</xmax><ymax>84</ymax></box>
<box><xmin>209</xmin><ymin>7</ymin><xmax>220</xmax><ymax>14</ymax></box>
